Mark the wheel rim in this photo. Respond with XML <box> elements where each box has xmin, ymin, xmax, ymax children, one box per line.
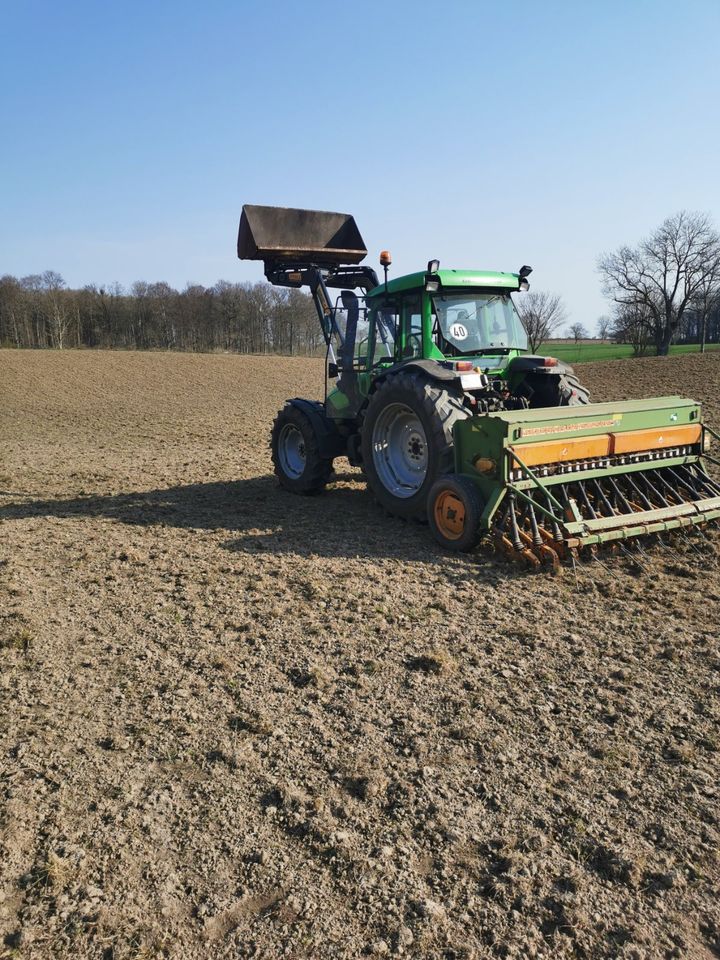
<box><xmin>371</xmin><ymin>402</ymin><xmax>428</xmax><ymax>498</ymax></box>
<box><xmin>434</xmin><ymin>490</ymin><xmax>465</xmax><ymax>540</ymax></box>
<box><xmin>278</xmin><ymin>423</ymin><xmax>306</xmax><ymax>478</ymax></box>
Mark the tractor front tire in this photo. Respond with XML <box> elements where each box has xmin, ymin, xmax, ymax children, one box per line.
<box><xmin>360</xmin><ymin>371</ymin><xmax>468</xmax><ymax>520</ymax></box>
<box><xmin>270</xmin><ymin>402</ymin><xmax>333</xmax><ymax>494</ymax></box>
<box><xmin>427</xmin><ymin>474</ymin><xmax>484</xmax><ymax>552</ymax></box>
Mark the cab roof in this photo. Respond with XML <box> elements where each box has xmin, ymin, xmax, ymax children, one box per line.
<box><xmin>366</xmin><ymin>269</ymin><xmax>521</xmax><ymax>298</ymax></box>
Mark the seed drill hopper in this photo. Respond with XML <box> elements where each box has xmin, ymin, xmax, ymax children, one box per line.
<box><xmin>453</xmin><ymin>398</ymin><xmax>719</xmax><ymax>570</ymax></box>
<box><xmin>238</xmin><ymin>204</ymin><xmax>720</xmax><ymax>569</ymax></box>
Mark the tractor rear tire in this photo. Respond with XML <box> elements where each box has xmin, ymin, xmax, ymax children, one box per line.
<box><xmin>360</xmin><ymin>371</ymin><xmax>468</xmax><ymax>520</ymax></box>
<box><xmin>270</xmin><ymin>402</ymin><xmax>333</xmax><ymax>494</ymax></box>
<box><xmin>428</xmin><ymin>474</ymin><xmax>484</xmax><ymax>552</ymax></box>
<box><xmin>559</xmin><ymin>372</ymin><xmax>590</xmax><ymax>406</ymax></box>
<box><xmin>526</xmin><ymin>371</ymin><xmax>590</xmax><ymax>407</ymax></box>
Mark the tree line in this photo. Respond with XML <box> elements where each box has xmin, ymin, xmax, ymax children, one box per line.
<box><xmin>0</xmin><ymin>273</ymin><xmax>324</xmax><ymax>355</ymax></box>
<box><xmin>3</xmin><ymin>210</ymin><xmax>720</xmax><ymax>358</ymax></box>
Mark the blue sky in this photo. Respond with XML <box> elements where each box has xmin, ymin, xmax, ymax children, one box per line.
<box><xmin>2</xmin><ymin>0</ymin><xmax>719</xmax><ymax>330</ymax></box>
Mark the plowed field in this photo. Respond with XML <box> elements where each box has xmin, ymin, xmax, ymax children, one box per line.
<box><xmin>1</xmin><ymin>350</ymin><xmax>719</xmax><ymax>960</ymax></box>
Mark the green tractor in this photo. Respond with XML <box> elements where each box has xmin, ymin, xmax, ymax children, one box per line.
<box><xmin>238</xmin><ymin>205</ymin><xmax>720</xmax><ymax>567</ymax></box>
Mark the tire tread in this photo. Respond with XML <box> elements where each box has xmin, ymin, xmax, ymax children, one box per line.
<box><xmin>270</xmin><ymin>402</ymin><xmax>333</xmax><ymax>494</ymax></box>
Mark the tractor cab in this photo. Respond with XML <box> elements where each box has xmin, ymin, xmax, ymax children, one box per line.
<box><xmin>360</xmin><ymin>271</ymin><xmax>530</xmax><ymax>364</ymax></box>
<box><xmin>333</xmin><ymin>271</ymin><xmax>528</xmax><ymax>369</ymax></box>
<box><xmin>324</xmin><ymin>269</ymin><xmax>533</xmax><ymax>418</ymax></box>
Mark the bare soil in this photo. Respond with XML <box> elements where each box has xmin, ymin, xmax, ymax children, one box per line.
<box><xmin>1</xmin><ymin>349</ymin><xmax>719</xmax><ymax>960</ymax></box>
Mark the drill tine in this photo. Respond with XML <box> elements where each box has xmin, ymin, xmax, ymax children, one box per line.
<box><xmin>508</xmin><ymin>493</ymin><xmax>523</xmax><ymax>552</ymax></box>
<box><xmin>559</xmin><ymin>483</ymin><xmax>574</xmax><ymax>518</ymax></box>
<box><xmin>639</xmin><ymin>470</ymin><xmax>670</xmax><ymax>507</ymax></box>
<box><xmin>636</xmin><ymin>535</ymin><xmax>683</xmax><ymax>564</ymax></box>
<box><xmin>701</xmin><ymin>474</ymin><xmax>720</xmax><ymax>496</ymax></box>
<box><xmin>684</xmin><ymin>464</ymin><xmax>720</xmax><ymax>497</ymax></box>
<box><xmin>519</xmin><ymin>499</ymin><xmax>531</xmax><ymax>534</ymax></box>
<box><xmin>544</xmin><ymin>491</ymin><xmax>564</xmax><ymax>542</ymax></box>
<box><xmin>619</xmin><ymin>541</ymin><xmax>649</xmax><ymax>572</ymax></box>
<box><xmin>665</xmin><ymin>466</ymin><xmax>704</xmax><ymax>501</ymax></box>
<box><xmin>676</xmin><ymin>529</ymin><xmax>705</xmax><ymax>559</ymax></box>
<box><xmin>634</xmin><ymin>538</ymin><xmax>651</xmax><ymax>557</ymax></box>
<box><xmin>652</xmin><ymin>468</ymin><xmax>686</xmax><ymax>504</ymax></box>
<box><xmin>695</xmin><ymin>522</ymin><xmax>714</xmax><ymax>542</ymax></box>
<box><xmin>634</xmin><ymin>535</ymin><xmax>676</xmax><ymax>566</ymax></box>
<box><xmin>656</xmin><ymin>528</ymin><xmax>701</xmax><ymax>565</ymax></box>
<box><xmin>659</xmin><ymin>466</ymin><xmax>696</xmax><ymax>502</ymax></box>
<box><xmin>607</xmin><ymin>475</ymin><xmax>634</xmax><ymax>514</ymax></box>
<box><xmin>591</xmin><ymin>549</ymin><xmax>624</xmax><ymax>584</ymax></box>
<box><xmin>679</xmin><ymin>461</ymin><xmax>712</xmax><ymax>487</ymax></box>
<box><xmin>625</xmin><ymin>473</ymin><xmax>654</xmax><ymax>510</ymax></box>
<box><xmin>527</xmin><ymin>500</ymin><xmax>543</xmax><ymax>547</ymax></box>
<box><xmin>576</xmin><ymin>480</ymin><xmax>598</xmax><ymax>519</ymax></box>
<box><xmin>498</xmin><ymin>500</ymin><xmax>512</xmax><ymax>533</ymax></box>
<box><xmin>569</xmin><ymin>547</ymin><xmax>580</xmax><ymax>587</ymax></box>
<box><xmin>591</xmin><ymin>478</ymin><xmax>615</xmax><ymax>516</ymax></box>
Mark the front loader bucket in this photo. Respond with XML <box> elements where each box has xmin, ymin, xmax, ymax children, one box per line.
<box><xmin>237</xmin><ymin>204</ymin><xmax>367</xmax><ymax>265</ymax></box>
<box><xmin>453</xmin><ymin>397</ymin><xmax>720</xmax><ymax>570</ymax></box>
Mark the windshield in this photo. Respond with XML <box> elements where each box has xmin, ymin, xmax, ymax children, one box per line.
<box><xmin>433</xmin><ymin>292</ymin><xmax>528</xmax><ymax>354</ymax></box>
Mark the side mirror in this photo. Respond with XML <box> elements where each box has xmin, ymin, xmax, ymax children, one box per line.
<box><xmin>328</xmin><ymin>361</ymin><xmax>339</xmax><ymax>379</ymax></box>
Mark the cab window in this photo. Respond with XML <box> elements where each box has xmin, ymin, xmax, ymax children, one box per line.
<box><xmin>433</xmin><ymin>292</ymin><xmax>529</xmax><ymax>354</ymax></box>
<box><xmin>333</xmin><ymin>293</ymin><xmax>371</xmax><ymax>369</ymax></box>
<box><xmin>401</xmin><ymin>294</ymin><xmax>422</xmax><ymax>358</ymax></box>
<box><xmin>370</xmin><ymin>302</ymin><xmax>398</xmax><ymax>365</ymax></box>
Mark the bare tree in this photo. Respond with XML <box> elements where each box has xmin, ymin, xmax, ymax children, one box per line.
<box><xmin>568</xmin><ymin>322</ymin><xmax>588</xmax><ymax>345</ymax></box>
<box><xmin>36</xmin><ymin>271</ymin><xmax>71</xmax><ymax>348</ymax></box>
<box><xmin>610</xmin><ymin>303</ymin><xmax>652</xmax><ymax>356</ymax></box>
<box><xmin>514</xmin><ymin>290</ymin><xmax>567</xmax><ymax>353</ymax></box>
<box><xmin>19</xmin><ymin>273</ymin><xmax>46</xmax><ymax>346</ymax></box>
<box><xmin>596</xmin><ymin>315</ymin><xmax>611</xmax><ymax>340</ymax></box>
<box><xmin>0</xmin><ymin>275</ymin><xmax>23</xmax><ymax>348</ymax></box>
<box><xmin>693</xmin><ymin>269</ymin><xmax>720</xmax><ymax>354</ymax></box>
<box><xmin>598</xmin><ymin>211</ymin><xmax>720</xmax><ymax>355</ymax></box>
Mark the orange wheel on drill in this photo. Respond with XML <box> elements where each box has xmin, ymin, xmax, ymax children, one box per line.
<box><xmin>427</xmin><ymin>476</ymin><xmax>484</xmax><ymax>553</ymax></box>
<box><xmin>434</xmin><ymin>491</ymin><xmax>466</xmax><ymax>540</ymax></box>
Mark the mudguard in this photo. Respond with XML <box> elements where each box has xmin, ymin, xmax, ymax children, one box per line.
<box><xmin>372</xmin><ymin>359</ymin><xmax>460</xmax><ymax>387</ymax></box>
<box><xmin>507</xmin><ymin>355</ymin><xmax>576</xmax><ymax>377</ymax></box>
